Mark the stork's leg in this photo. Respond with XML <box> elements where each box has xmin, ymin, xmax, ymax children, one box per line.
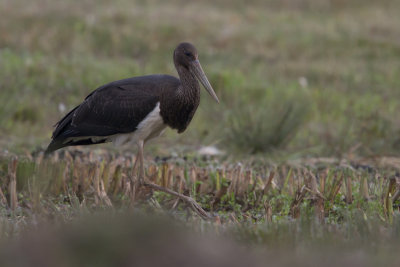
<box><xmin>137</xmin><ymin>140</ymin><xmax>145</xmax><ymax>186</ymax></box>
<box><xmin>129</xmin><ymin>150</ymin><xmax>140</xmax><ymax>205</ymax></box>
<box><xmin>131</xmin><ymin>152</ymin><xmax>139</xmax><ymax>178</ymax></box>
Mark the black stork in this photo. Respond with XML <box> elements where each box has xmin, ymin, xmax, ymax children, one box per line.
<box><xmin>45</xmin><ymin>42</ymin><xmax>219</xmax><ymax>219</ymax></box>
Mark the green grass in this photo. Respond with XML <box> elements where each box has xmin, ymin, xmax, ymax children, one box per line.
<box><xmin>1</xmin><ymin>0</ymin><xmax>400</xmax><ymax>156</ymax></box>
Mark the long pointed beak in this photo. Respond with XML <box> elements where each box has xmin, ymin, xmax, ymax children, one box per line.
<box><xmin>190</xmin><ymin>60</ymin><xmax>220</xmax><ymax>103</ymax></box>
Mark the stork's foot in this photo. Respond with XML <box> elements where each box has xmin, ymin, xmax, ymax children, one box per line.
<box><xmin>143</xmin><ymin>182</ymin><xmax>211</xmax><ymax>220</ymax></box>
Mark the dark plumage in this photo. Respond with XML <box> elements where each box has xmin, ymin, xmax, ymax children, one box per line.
<box><xmin>46</xmin><ymin>42</ymin><xmax>219</xmax><ymax>154</ymax></box>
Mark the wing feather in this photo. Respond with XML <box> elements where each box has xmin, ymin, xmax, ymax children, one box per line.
<box><xmin>71</xmin><ymin>87</ymin><xmax>159</xmax><ymax>137</ymax></box>
<box><xmin>46</xmin><ymin>75</ymin><xmax>180</xmax><ymax>153</ymax></box>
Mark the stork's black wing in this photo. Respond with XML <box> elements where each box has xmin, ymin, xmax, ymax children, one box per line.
<box><xmin>46</xmin><ymin>75</ymin><xmax>180</xmax><ymax>153</ymax></box>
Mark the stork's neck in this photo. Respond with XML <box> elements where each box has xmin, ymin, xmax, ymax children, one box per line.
<box><xmin>175</xmin><ymin>65</ymin><xmax>200</xmax><ymax>103</ymax></box>
<box><xmin>159</xmin><ymin>64</ymin><xmax>201</xmax><ymax>133</ymax></box>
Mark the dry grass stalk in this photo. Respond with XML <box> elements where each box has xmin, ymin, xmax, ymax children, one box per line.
<box><xmin>290</xmin><ymin>185</ymin><xmax>307</xmax><ymax>219</ymax></box>
<box><xmin>147</xmin><ymin>165</ymin><xmax>159</xmax><ymax>183</ymax></box>
<box><xmin>51</xmin><ymin>151</ymin><xmax>59</xmax><ymax>163</ymax></box>
<box><xmin>72</xmin><ymin>158</ymin><xmax>81</xmax><ymax>193</ymax></box>
<box><xmin>264</xmin><ymin>201</ymin><xmax>272</xmax><ymax>222</ymax></box>
<box><xmin>308</xmin><ymin>171</ymin><xmax>325</xmax><ymax>222</ymax></box>
<box><xmin>93</xmin><ymin>164</ymin><xmax>101</xmax><ymax>206</ymax></box>
<box><xmin>263</xmin><ymin>171</ymin><xmax>275</xmax><ymax>195</ymax></box>
<box><xmin>101</xmin><ymin>162</ymin><xmax>111</xmax><ymax>192</ymax></box>
<box><xmin>328</xmin><ymin>172</ymin><xmax>344</xmax><ymax>205</ymax></box>
<box><xmin>236</xmin><ymin>168</ymin><xmax>250</xmax><ymax>198</ymax></box>
<box><xmin>333</xmin><ymin>174</ymin><xmax>344</xmax><ymax>200</ymax></box>
<box><xmin>124</xmin><ymin>179</ymin><xmax>132</xmax><ymax>201</ymax></box>
<box><xmin>255</xmin><ymin>175</ymin><xmax>264</xmax><ymax>190</ymax></box>
<box><xmin>360</xmin><ymin>175</ymin><xmax>370</xmax><ymax>200</ymax></box>
<box><xmin>167</xmin><ymin>166</ymin><xmax>173</xmax><ymax>189</ymax></box>
<box><xmin>190</xmin><ymin>166</ymin><xmax>201</xmax><ymax>194</ymax></box>
<box><xmin>110</xmin><ymin>165</ymin><xmax>123</xmax><ymax>196</ymax></box>
<box><xmin>314</xmin><ymin>195</ymin><xmax>325</xmax><ymax>223</ymax></box>
<box><xmin>393</xmin><ymin>176</ymin><xmax>400</xmax><ymax>202</ymax></box>
<box><xmin>249</xmin><ymin>172</ymin><xmax>258</xmax><ymax>193</ymax></box>
<box><xmin>345</xmin><ymin>176</ymin><xmax>353</xmax><ymax>204</ymax></box>
<box><xmin>233</xmin><ymin>165</ymin><xmax>241</xmax><ymax>196</ymax></box>
<box><xmin>76</xmin><ymin>158</ymin><xmax>91</xmax><ymax>201</ymax></box>
<box><xmin>309</xmin><ymin>170</ymin><xmax>318</xmax><ymax>193</ymax></box>
<box><xmin>161</xmin><ymin>163</ymin><xmax>169</xmax><ymax>188</ymax></box>
<box><xmin>384</xmin><ymin>178</ymin><xmax>396</xmax><ymax>222</ymax></box>
<box><xmin>196</xmin><ymin>168</ymin><xmax>203</xmax><ymax>193</ymax></box>
<box><xmin>211</xmin><ymin>180</ymin><xmax>228</xmax><ymax>210</ymax></box>
<box><xmin>204</xmin><ymin>170</ymin><xmax>212</xmax><ymax>193</ymax></box>
<box><xmin>308</xmin><ymin>170</ymin><xmax>325</xmax><ymax>199</ymax></box>
<box><xmin>174</xmin><ymin>168</ymin><xmax>186</xmax><ymax>193</ymax></box>
<box><xmin>35</xmin><ymin>152</ymin><xmax>44</xmax><ymax>165</ymax></box>
<box><xmin>226</xmin><ymin>169</ymin><xmax>234</xmax><ymax>194</ymax></box>
<box><xmin>0</xmin><ymin>186</ymin><xmax>7</xmax><ymax>207</ymax></box>
<box><xmin>190</xmin><ymin>166</ymin><xmax>197</xmax><ymax>185</ymax></box>
<box><xmin>319</xmin><ymin>169</ymin><xmax>327</xmax><ymax>195</ymax></box>
<box><xmin>8</xmin><ymin>156</ymin><xmax>18</xmax><ymax>210</ymax></box>
<box><xmin>245</xmin><ymin>169</ymin><xmax>252</xmax><ymax>183</ymax></box>
<box><xmin>170</xmin><ymin>196</ymin><xmax>180</xmax><ymax>210</ymax></box>
<box><xmin>278</xmin><ymin>166</ymin><xmax>286</xmax><ymax>189</ymax></box>
<box><xmin>282</xmin><ymin>168</ymin><xmax>293</xmax><ymax>195</ymax></box>
<box><xmin>393</xmin><ymin>190</ymin><xmax>400</xmax><ymax>203</ymax></box>
<box><xmin>288</xmin><ymin>169</ymin><xmax>298</xmax><ymax>196</ymax></box>
<box><xmin>99</xmin><ymin>178</ymin><xmax>113</xmax><ymax>207</ymax></box>
<box><xmin>377</xmin><ymin>173</ymin><xmax>385</xmax><ymax>203</ymax></box>
<box><xmin>107</xmin><ymin>160</ymin><xmax>120</xmax><ymax>190</ymax></box>
<box><xmin>61</xmin><ymin>161</ymin><xmax>70</xmax><ymax>194</ymax></box>
<box><xmin>229</xmin><ymin>213</ymin><xmax>239</xmax><ymax>224</ymax></box>
<box><xmin>91</xmin><ymin>163</ymin><xmax>113</xmax><ymax>207</ymax></box>
<box><xmin>228</xmin><ymin>164</ymin><xmax>242</xmax><ymax>197</ymax></box>
<box><xmin>216</xmin><ymin>168</ymin><xmax>225</xmax><ymax>191</ymax></box>
<box><xmin>197</xmin><ymin>169</ymin><xmax>210</xmax><ymax>195</ymax></box>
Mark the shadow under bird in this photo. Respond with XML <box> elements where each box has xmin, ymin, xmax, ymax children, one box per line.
<box><xmin>45</xmin><ymin>42</ymin><xmax>219</xmax><ymax>218</ymax></box>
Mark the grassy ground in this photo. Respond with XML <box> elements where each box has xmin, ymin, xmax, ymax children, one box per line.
<box><xmin>1</xmin><ymin>0</ymin><xmax>400</xmax><ymax>156</ymax></box>
<box><xmin>1</xmin><ymin>151</ymin><xmax>400</xmax><ymax>266</ymax></box>
<box><xmin>1</xmin><ymin>0</ymin><xmax>400</xmax><ymax>266</ymax></box>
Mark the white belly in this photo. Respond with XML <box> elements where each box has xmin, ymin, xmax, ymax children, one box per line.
<box><xmin>111</xmin><ymin>102</ymin><xmax>166</xmax><ymax>146</ymax></box>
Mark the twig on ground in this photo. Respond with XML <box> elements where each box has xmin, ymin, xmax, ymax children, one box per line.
<box><xmin>143</xmin><ymin>182</ymin><xmax>211</xmax><ymax>220</ymax></box>
<box><xmin>8</xmin><ymin>156</ymin><xmax>18</xmax><ymax>211</ymax></box>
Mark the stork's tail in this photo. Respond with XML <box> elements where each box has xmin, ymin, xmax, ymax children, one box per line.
<box><xmin>45</xmin><ymin>136</ymin><xmax>109</xmax><ymax>156</ymax></box>
<box><xmin>44</xmin><ymin>139</ymin><xmax>66</xmax><ymax>156</ymax></box>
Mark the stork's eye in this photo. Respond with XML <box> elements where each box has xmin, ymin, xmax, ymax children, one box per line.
<box><xmin>184</xmin><ymin>51</ymin><xmax>192</xmax><ymax>57</ymax></box>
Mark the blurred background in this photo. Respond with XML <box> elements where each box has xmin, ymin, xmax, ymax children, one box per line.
<box><xmin>2</xmin><ymin>1</ymin><xmax>400</xmax><ymax>266</ymax></box>
<box><xmin>1</xmin><ymin>0</ymin><xmax>400</xmax><ymax>158</ymax></box>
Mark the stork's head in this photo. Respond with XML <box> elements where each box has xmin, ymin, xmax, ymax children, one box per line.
<box><xmin>174</xmin><ymin>42</ymin><xmax>219</xmax><ymax>103</ymax></box>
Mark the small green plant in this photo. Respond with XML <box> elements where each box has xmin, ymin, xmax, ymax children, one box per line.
<box><xmin>224</xmin><ymin>85</ymin><xmax>310</xmax><ymax>154</ymax></box>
